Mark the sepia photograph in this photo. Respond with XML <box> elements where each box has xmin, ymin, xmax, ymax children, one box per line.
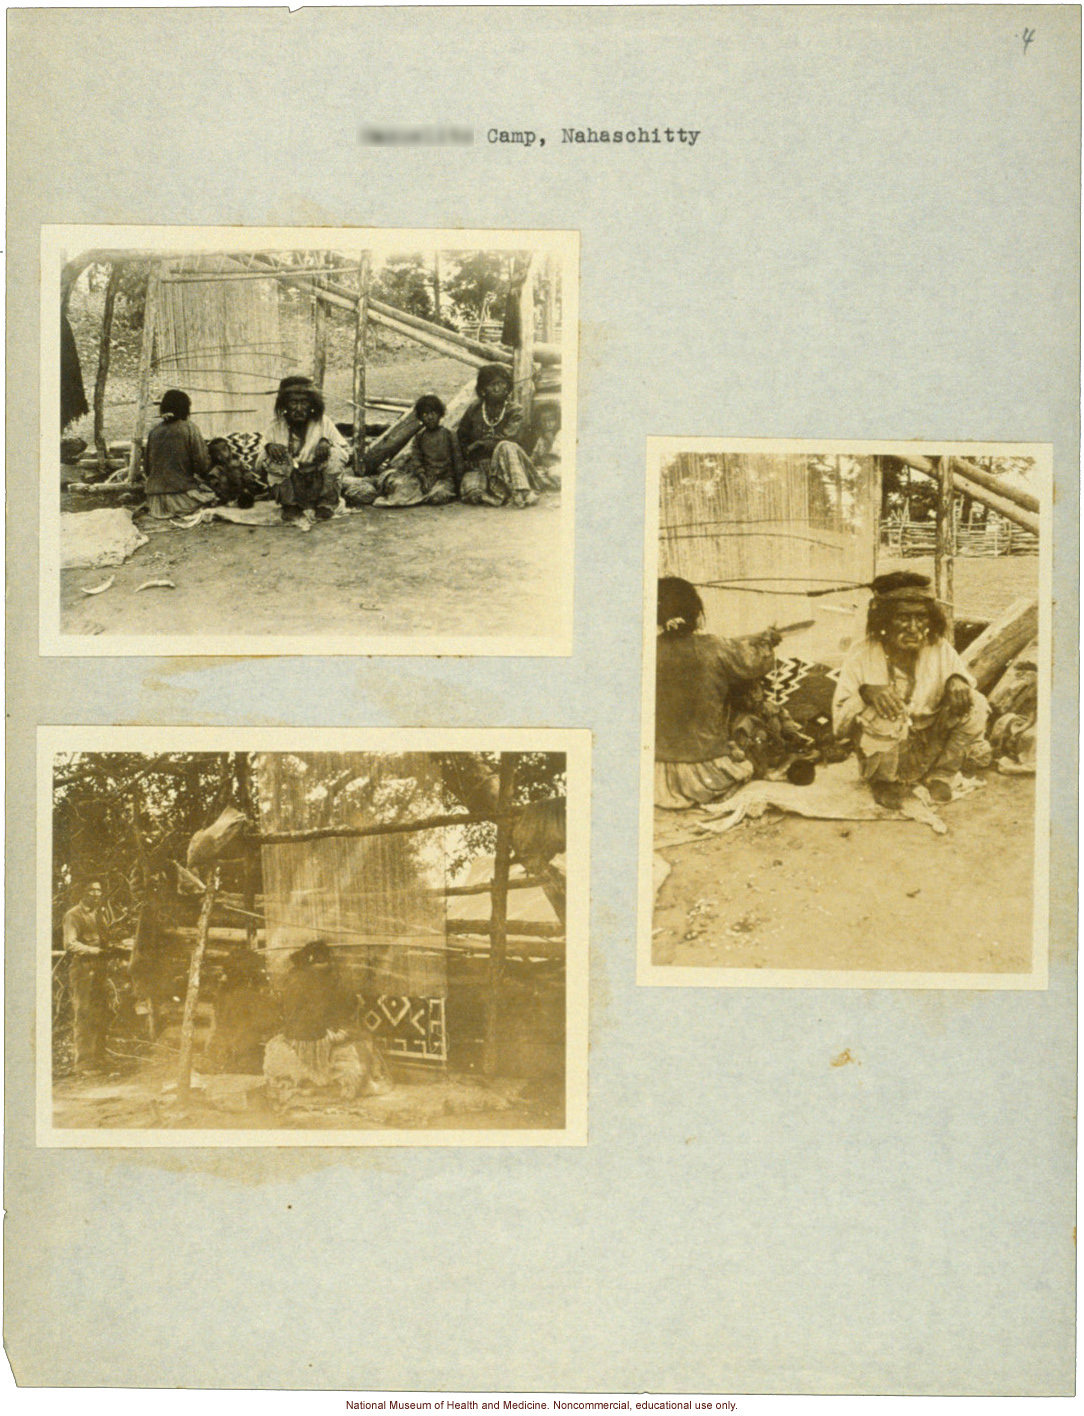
<box><xmin>38</xmin><ymin>728</ymin><xmax>589</xmax><ymax>1145</ymax></box>
<box><xmin>42</xmin><ymin>225</ymin><xmax>577</xmax><ymax>656</ymax></box>
<box><xmin>640</xmin><ymin>439</ymin><xmax>1050</xmax><ymax>987</ymax></box>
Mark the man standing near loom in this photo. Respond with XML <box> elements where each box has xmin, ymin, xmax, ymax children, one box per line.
<box><xmin>832</xmin><ymin>572</ymin><xmax>992</xmax><ymax>810</ymax></box>
<box><xmin>62</xmin><ymin>880</ymin><xmax>110</xmax><ymax>1072</ymax></box>
<box><xmin>256</xmin><ymin>375</ymin><xmax>349</xmax><ymax>523</ymax></box>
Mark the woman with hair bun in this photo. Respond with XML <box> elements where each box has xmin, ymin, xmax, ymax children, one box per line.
<box><xmin>143</xmin><ymin>388</ymin><xmax>217</xmax><ymax>520</ymax></box>
<box><xmin>654</xmin><ymin>576</ymin><xmax>781</xmax><ymax>808</ymax></box>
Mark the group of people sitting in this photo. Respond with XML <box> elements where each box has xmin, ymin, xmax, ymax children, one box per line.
<box><xmin>142</xmin><ymin>364</ymin><xmax>561</xmax><ymax>524</ymax></box>
<box><xmin>654</xmin><ymin>571</ymin><xmax>992</xmax><ymax>812</ymax></box>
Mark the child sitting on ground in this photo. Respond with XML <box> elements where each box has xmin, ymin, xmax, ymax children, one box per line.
<box><xmin>205</xmin><ymin>437</ymin><xmax>257</xmax><ymax>508</ymax></box>
<box><xmin>373</xmin><ymin>393</ymin><xmax>462</xmax><ymax>507</ymax></box>
<box><xmin>528</xmin><ymin>402</ymin><xmax>562</xmax><ymax>490</ymax></box>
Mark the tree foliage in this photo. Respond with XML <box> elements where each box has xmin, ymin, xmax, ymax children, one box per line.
<box><xmin>51</xmin><ymin>751</ymin><xmax>565</xmax><ymax>922</ymax></box>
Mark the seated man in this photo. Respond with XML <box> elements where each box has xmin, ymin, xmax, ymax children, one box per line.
<box><xmin>832</xmin><ymin>572</ymin><xmax>992</xmax><ymax>809</ymax></box>
<box><xmin>255</xmin><ymin>376</ymin><xmax>349</xmax><ymax>522</ymax></box>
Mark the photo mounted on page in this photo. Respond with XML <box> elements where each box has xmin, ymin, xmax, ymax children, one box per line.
<box><xmin>639</xmin><ymin>439</ymin><xmax>1050</xmax><ymax>989</ymax></box>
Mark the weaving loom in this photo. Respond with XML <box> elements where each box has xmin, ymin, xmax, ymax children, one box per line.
<box><xmin>658</xmin><ymin>452</ymin><xmax>879</xmax><ymax>667</ymax></box>
<box><xmin>255</xmin><ymin>753</ymin><xmax>449</xmax><ymax>1064</ymax></box>
<box><xmin>155</xmin><ymin>256</ymin><xmax>304</xmax><ymax>438</ymax></box>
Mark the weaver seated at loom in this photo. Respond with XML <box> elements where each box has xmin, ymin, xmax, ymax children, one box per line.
<box><xmin>263</xmin><ymin>939</ymin><xmax>389</xmax><ymax>1106</ymax></box>
<box><xmin>654</xmin><ymin>576</ymin><xmax>784</xmax><ymax>809</ymax></box>
<box><xmin>143</xmin><ymin>389</ymin><xmax>219</xmax><ymax>520</ymax></box>
<box><xmin>255</xmin><ymin>376</ymin><xmax>350</xmax><ymax>523</ymax></box>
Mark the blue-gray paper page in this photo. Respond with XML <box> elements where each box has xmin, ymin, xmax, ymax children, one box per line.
<box><xmin>5</xmin><ymin>4</ymin><xmax>1079</xmax><ymax>1398</ymax></box>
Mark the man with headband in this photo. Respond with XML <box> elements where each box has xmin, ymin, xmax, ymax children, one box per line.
<box><xmin>833</xmin><ymin>572</ymin><xmax>991</xmax><ymax>810</ymax></box>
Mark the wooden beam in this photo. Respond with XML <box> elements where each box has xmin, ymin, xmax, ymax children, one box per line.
<box><xmin>368</xmin><ymin>297</ymin><xmax>513</xmax><ymax>366</ymax></box>
<box><xmin>449</xmin><ymin>918</ymin><xmax>563</xmax><ymax>940</ymax></box>
<box><xmin>127</xmin><ymin>261</ymin><xmax>164</xmax><ymax>482</ymax></box>
<box><xmin>257</xmin><ymin>808</ymin><xmax>513</xmax><ymax>847</ymax></box>
<box><xmin>367</xmin><ymin>306</ymin><xmax>489</xmax><ymax>369</ymax></box>
<box><xmin>897</xmin><ymin>453</ymin><xmax>1039</xmax><ymax>535</ymax></box>
<box><xmin>442</xmin><ymin>876</ymin><xmax>547</xmax><ymax>898</ymax></box>
<box><xmin>953</xmin><ymin>456</ymin><xmax>1040</xmax><ymax>515</ymax></box>
<box><xmin>935</xmin><ymin>456</ymin><xmax>955</xmax><ymax>636</ymax></box>
<box><xmin>176</xmin><ymin>869</ymin><xmax>217</xmax><ymax>1096</ymax></box>
<box><xmin>483</xmin><ymin>752</ymin><xmax>518</xmax><ymax>1076</ymax></box>
<box><xmin>960</xmin><ymin>597</ymin><xmax>1040</xmax><ymax>693</ymax></box>
<box><xmin>352</xmin><ymin>252</ymin><xmax>370</xmax><ymax>470</ymax></box>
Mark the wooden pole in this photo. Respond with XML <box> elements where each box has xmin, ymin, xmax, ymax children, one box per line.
<box><xmin>541</xmin><ymin>254</ymin><xmax>556</xmax><ymax>342</ymax></box>
<box><xmin>935</xmin><ymin>455</ymin><xmax>955</xmax><ymax>638</ymax></box>
<box><xmin>92</xmin><ymin>265</ymin><xmax>121</xmax><ymax>478</ymax></box>
<box><xmin>512</xmin><ymin>255</ymin><xmax>537</xmax><ymax>427</ymax></box>
<box><xmin>234</xmin><ymin>754</ymin><xmax>258</xmax><ymax>950</ymax></box>
<box><xmin>258</xmin><ymin>808</ymin><xmax>513</xmax><ymax>847</ymax></box>
<box><xmin>432</xmin><ymin>251</ymin><xmax>442</xmax><ymax>321</ymax></box>
<box><xmin>312</xmin><ymin>274</ymin><xmax>328</xmax><ymax>388</ymax></box>
<box><xmin>483</xmin><ymin>753</ymin><xmax>518</xmax><ymax>1077</ymax></box>
<box><xmin>352</xmin><ymin>253</ymin><xmax>370</xmax><ymax>471</ymax></box>
<box><xmin>128</xmin><ymin>261</ymin><xmax>164</xmax><ymax>483</ymax></box>
<box><xmin>176</xmin><ymin>869</ymin><xmax>217</xmax><ymax>1097</ymax></box>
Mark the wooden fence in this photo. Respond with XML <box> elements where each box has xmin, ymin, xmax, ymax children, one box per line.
<box><xmin>881</xmin><ymin>518</ymin><xmax>1039</xmax><ymax>558</ymax></box>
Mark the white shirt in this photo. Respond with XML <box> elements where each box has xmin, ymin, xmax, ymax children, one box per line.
<box><xmin>832</xmin><ymin>638</ymin><xmax>976</xmax><ymax>738</ymax></box>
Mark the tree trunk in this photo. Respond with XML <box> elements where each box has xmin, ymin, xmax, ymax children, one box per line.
<box><xmin>128</xmin><ymin>261</ymin><xmax>164</xmax><ymax>483</ymax></box>
<box><xmin>93</xmin><ymin>265</ymin><xmax>121</xmax><ymax>477</ymax></box>
<box><xmin>483</xmin><ymin>754</ymin><xmax>518</xmax><ymax>1076</ymax></box>
<box><xmin>352</xmin><ymin>252</ymin><xmax>370</xmax><ymax>471</ymax></box>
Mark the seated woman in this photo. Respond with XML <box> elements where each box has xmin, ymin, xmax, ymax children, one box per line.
<box><xmin>372</xmin><ymin>393</ymin><xmax>463</xmax><ymax>507</ymax></box>
<box><xmin>654</xmin><ymin>576</ymin><xmax>781</xmax><ymax>809</ymax></box>
<box><xmin>143</xmin><ymin>389</ymin><xmax>218</xmax><ymax>520</ymax></box>
<box><xmin>255</xmin><ymin>375</ymin><xmax>349</xmax><ymax>523</ymax></box>
<box><xmin>263</xmin><ymin>940</ymin><xmax>387</xmax><ymax>1106</ymax></box>
<box><xmin>456</xmin><ymin>363</ymin><xmax>548</xmax><ymax>507</ymax></box>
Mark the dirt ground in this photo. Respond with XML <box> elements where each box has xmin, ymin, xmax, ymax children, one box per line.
<box><xmin>653</xmin><ymin>773</ymin><xmax>1036</xmax><ymax>974</ymax></box>
<box><xmin>52</xmin><ymin>1063</ymin><xmax>565</xmax><ymax>1132</ymax></box>
<box><xmin>61</xmin><ymin>342</ymin><xmax>565</xmax><ymax>643</ymax></box>
<box><xmin>61</xmin><ymin>495</ymin><xmax>563</xmax><ymax>642</ymax></box>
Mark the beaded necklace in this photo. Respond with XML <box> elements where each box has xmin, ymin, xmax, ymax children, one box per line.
<box><xmin>480</xmin><ymin>396</ymin><xmax>507</xmax><ymax>430</ymax></box>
